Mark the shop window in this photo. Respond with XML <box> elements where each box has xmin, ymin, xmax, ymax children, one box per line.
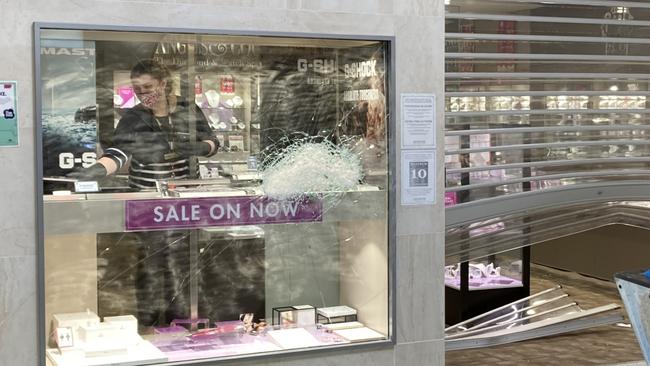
<box><xmin>37</xmin><ymin>25</ymin><xmax>392</xmax><ymax>365</ymax></box>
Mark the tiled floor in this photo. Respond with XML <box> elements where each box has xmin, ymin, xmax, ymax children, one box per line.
<box><xmin>446</xmin><ymin>264</ymin><xmax>645</xmax><ymax>366</ymax></box>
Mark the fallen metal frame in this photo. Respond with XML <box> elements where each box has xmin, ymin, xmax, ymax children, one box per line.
<box><xmin>446</xmin><ymin>286</ymin><xmax>623</xmax><ymax>351</ymax></box>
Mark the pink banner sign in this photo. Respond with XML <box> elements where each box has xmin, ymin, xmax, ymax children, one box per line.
<box><xmin>126</xmin><ymin>196</ymin><xmax>322</xmax><ymax>231</ymax></box>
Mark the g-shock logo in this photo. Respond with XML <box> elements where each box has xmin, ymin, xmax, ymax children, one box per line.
<box><xmin>297</xmin><ymin>59</ymin><xmax>336</xmax><ymax>74</ymax></box>
<box><xmin>344</xmin><ymin>60</ymin><xmax>378</xmax><ymax>79</ymax></box>
<box><xmin>59</xmin><ymin>152</ymin><xmax>97</xmax><ymax>169</ymax></box>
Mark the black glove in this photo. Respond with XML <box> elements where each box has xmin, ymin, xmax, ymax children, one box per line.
<box><xmin>174</xmin><ymin>141</ymin><xmax>212</xmax><ymax>158</ymax></box>
<box><xmin>66</xmin><ymin>163</ymin><xmax>108</xmax><ymax>181</ymax></box>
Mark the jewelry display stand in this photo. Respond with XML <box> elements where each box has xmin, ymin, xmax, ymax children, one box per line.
<box><xmin>46</xmin><ymin>312</ymin><xmax>167</xmax><ymax>366</ymax></box>
<box><xmin>445</xmin><ymin>248</ymin><xmax>530</xmax><ymax>325</ymax></box>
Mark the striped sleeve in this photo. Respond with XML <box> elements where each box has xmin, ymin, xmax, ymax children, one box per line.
<box><xmin>103</xmin><ymin>147</ymin><xmax>129</xmax><ymax>169</ymax></box>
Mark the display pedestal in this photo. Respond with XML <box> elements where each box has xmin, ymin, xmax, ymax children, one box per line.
<box><xmin>445</xmin><ymin>247</ymin><xmax>530</xmax><ymax>325</ymax></box>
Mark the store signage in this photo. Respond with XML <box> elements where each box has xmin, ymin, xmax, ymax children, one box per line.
<box><xmin>0</xmin><ymin>81</ymin><xmax>18</xmax><ymax>147</ymax></box>
<box><xmin>154</xmin><ymin>42</ymin><xmax>256</xmax><ymax>57</ymax></box>
<box><xmin>40</xmin><ymin>40</ymin><xmax>97</xmax><ymax>185</ymax></box>
<box><xmin>344</xmin><ymin>59</ymin><xmax>377</xmax><ymax>79</ymax></box>
<box><xmin>401</xmin><ymin>93</ymin><xmax>436</xmax><ymax>149</ymax></box>
<box><xmin>58</xmin><ymin>152</ymin><xmax>97</xmax><ymax>169</ymax></box>
<box><xmin>297</xmin><ymin>58</ymin><xmax>335</xmax><ymax>85</ymax></box>
<box><xmin>40</xmin><ymin>47</ymin><xmax>96</xmax><ymax>56</ymax></box>
<box><xmin>343</xmin><ymin>89</ymin><xmax>380</xmax><ymax>102</ymax></box>
<box><xmin>154</xmin><ymin>42</ymin><xmax>260</xmax><ymax>68</ymax></box>
<box><xmin>297</xmin><ymin>59</ymin><xmax>336</xmax><ymax>74</ymax></box>
<box><xmin>401</xmin><ymin>150</ymin><xmax>436</xmax><ymax>206</ymax></box>
<box><xmin>125</xmin><ymin>196</ymin><xmax>323</xmax><ymax>230</ymax></box>
<box><xmin>342</xmin><ymin>58</ymin><xmax>381</xmax><ymax>101</ymax></box>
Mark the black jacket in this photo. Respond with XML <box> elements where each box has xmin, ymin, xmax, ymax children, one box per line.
<box><xmin>103</xmin><ymin>103</ymin><xmax>217</xmax><ymax>188</ymax></box>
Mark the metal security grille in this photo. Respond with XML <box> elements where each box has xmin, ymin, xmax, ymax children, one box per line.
<box><xmin>444</xmin><ymin>0</ymin><xmax>650</xmax><ymax>263</ymax></box>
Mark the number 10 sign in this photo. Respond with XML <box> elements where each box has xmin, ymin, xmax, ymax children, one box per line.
<box><xmin>401</xmin><ymin>150</ymin><xmax>436</xmax><ymax>205</ymax></box>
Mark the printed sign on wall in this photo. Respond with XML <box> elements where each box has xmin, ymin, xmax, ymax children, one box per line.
<box><xmin>0</xmin><ymin>82</ymin><xmax>18</xmax><ymax>147</ymax></box>
<box><xmin>401</xmin><ymin>92</ymin><xmax>437</xmax><ymax>206</ymax></box>
<box><xmin>401</xmin><ymin>93</ymin><xmax>435</xmax><ymax>149</ymax></box>
<box><xmin>401</xmin><ymin>150</ymin><xmax>436</xmax><ymax>205</ymax></box>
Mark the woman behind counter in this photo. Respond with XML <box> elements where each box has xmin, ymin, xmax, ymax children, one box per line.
<box><xmin>69</xmin><ymin>59</ymin><xmax>219</xmax><ymax>189</ymax></box>
<box><xmin>69</xmin><ymin>59</ymin><xmax>221</xmax><ymax>328</ymax></box>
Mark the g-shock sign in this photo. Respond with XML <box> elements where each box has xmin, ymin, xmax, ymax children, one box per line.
<box><xmin>344</xmin><ymin>59</ymin><xmax>377</xmax><ymax>79</ymax></box>
<box><xmin>297</xmin><ymin>59</ymin><xmax>336</xmax><ymax>74</ymax></box>
<box><xmin>59</xmin><ymin>152</ymin><xmax>97</xmax><ymax>169</ymax></box>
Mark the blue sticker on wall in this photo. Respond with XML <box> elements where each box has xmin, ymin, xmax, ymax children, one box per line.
<box><xmin>3</xmin><ymin>108</ymin><xmax>15</xmax><ymax>119</ymax></box>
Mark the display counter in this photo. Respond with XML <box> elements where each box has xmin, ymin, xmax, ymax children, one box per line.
<box><xmin>43</xmin><ymin>188</ymin><xmax>388</xmax><ymax>365</ymax></box>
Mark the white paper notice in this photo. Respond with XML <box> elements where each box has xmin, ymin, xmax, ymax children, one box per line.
<box><xmin>401</xmin><ymin>150</ymin><xmax>436</xmax><ymax>206</ymax></box>
<box><xmin>401</xmin><ymin>93</ymin><xmax>435</xmax><ymax>148</ymax></box>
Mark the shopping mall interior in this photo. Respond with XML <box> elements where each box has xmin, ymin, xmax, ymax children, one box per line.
<box><xmin>9</xmin><ymin>0</ymin><xmax>650</xmax><ymax>365</ymax></box>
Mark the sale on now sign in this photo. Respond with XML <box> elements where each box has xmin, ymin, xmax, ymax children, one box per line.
<box><xmin>125</xmin><ymin>196</ymin><xmax>323</xmax><ymax>230</ymax></box>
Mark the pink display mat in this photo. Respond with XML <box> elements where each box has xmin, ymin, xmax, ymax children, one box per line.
<box><xmin>148</xmin><ymin>325</ymin><xmax>350</xmax><ymax>362</ymax></box>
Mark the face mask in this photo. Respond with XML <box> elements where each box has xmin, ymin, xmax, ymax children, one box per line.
<box><xmin>139</xmin><ymin>88</ymin><xmax>163</xmax><ymax>109</ymax></box>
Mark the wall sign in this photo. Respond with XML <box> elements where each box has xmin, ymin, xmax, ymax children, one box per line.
<box><xmin>401</xmin><ymin>93</ymin><xmax>435</xmax><ymax>149</ymax></box>
<box><xmin>401</xmin><ymin>150</ymin><xmax>436</xmax><ymax>205</ymax></box>
<box><xmin>0</xmin><ymin>81</ymin><xmax>18</xmax><ymax>147</ymax></box>
<box><xmin>40</xmin><ymin>40</ymin><xmax>97</xmax><ymax>191</ymax></box>
<box><xmin>126</xmin><ymin>196</ymin><xmax>323</xmax><ymax>231</ymax></box>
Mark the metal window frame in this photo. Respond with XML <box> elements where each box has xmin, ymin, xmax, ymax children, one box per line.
<box><xmin>446</xmin><ymin>53</ymin><xmax>650</xmax><ymax>62</ymax></box>
<box><xmin>474</xmin><ymin>0</ymin><xmax>650</xmax><ymax>9</ymax></box>
<box><xmin>445</xmin><ymin>169</ymin><xmax>650</xmax><ymax>192</ymax></box>
<box><xmin>445</xmin><ymin>181</ymin><xmax>650</xmax><ymax>227</ymax></box>
<box><xmin>446</xmin><ymin>12</ymin><xmax>650</xmax><ymax>27</ymax></box>
<box><xmin>446</xmin><ymin>72</ymin><xmax>650</xmax><ymax>79</ymax></box>
<box><xmin>446</xmin><ymin>32</ymin><xmax>650</xmax><ymax>45</ymax></box>
<box><xmin>445</xmin><ymin>90</ymin><xmax>650</xmax><ymax>97</ymax></box>
<box><xmin>445</xmin><ymin>125</ymin><xmax>650</xmax><ymax>136</ymax></box>
<box><xmin>446</xmin><ymin>157</ymin><xmax>650</xmax><ymax>174</ymax></box>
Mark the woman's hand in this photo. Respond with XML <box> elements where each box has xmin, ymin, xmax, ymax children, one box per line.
<box><xmin>66</xmin><ymin>163</ymin><xmax>108</xmax><ymax>181</ymax></box>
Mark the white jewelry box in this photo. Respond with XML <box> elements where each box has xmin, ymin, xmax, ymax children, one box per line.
<box><xmin>78</xmin><ymin>323</ymin><xmax>120</xmax><ymax>344</ymax></box>
<box><xmin>316</xmin><ymin>305</ymin><xmax>358</xmax><ymax>324</ymax></box>
<box><xmin>103</xmin><ymin>315</ymin><xmax>138</xmax><ymax>335</ymax></box>
<box><xmin>53</xmin><ymin>310</ymin><xmax>101</xmax><ymax>346</ymax></box>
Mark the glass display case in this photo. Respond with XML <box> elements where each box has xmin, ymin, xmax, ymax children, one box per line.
<box><xmin>37</xmin><ymin>25</ymin><xmax>392</xmax><ymax>366</ymax></box>
<box><xmin>444</xmin><ymin>247</ymin><xmax>530</xmax><ymax>325</ymax></box>
<box><xmin>444</xmin><ymin>251</ymin><xmax>524</xmax><ymax>291</ymax></box>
